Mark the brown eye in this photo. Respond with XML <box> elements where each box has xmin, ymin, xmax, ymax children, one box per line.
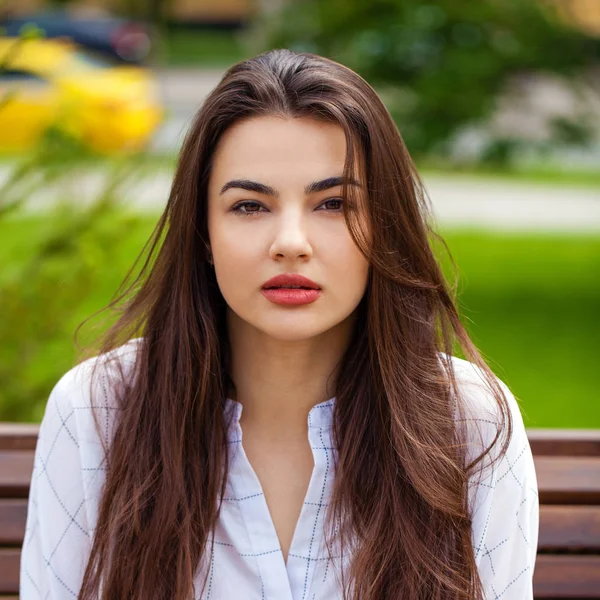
<box><xmin>320</xmin><ymin>198</ymin><xmax>344</xmax><ymax>212</ymax></box>
<box><xmin>231</xmin><ymin>201</ymin><xmax>264</xmax><ymax>216</ymax></box>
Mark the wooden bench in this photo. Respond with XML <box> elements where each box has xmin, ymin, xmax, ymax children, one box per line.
<box><xmin>1</xmin><ymin>424</ymin><xmax>599</xmax><ymax>599</ymax></box>
<box><xmin>528</xmin><ymin>429</ymin><xmax>600</xmax><ymax>599</ymax></box>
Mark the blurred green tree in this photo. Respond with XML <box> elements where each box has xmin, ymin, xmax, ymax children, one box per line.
<box><xmin>115</xmin><ymin>0</ymin><xmax>170</xmax><ymax>29</ymax></box>
<box><xmin>251</xmin><ymin>0</ymin><xmax>600</xmax><ymax>161</ymax></box>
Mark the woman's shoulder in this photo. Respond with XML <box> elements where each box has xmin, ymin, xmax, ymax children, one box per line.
<box><xmin>43</xmin><ymin>338</ymin><xmax>144</xmax><ymax>448</ymax></box>
<box><xmin>439</xmin><ymin>351</ymin><xmax>522</xmax><ymax>424</ymax></box>
<box><xmin>51</xmin><ymin>338</ymin><xmax>143</xmax><ymax>408</ymax></box>
<box><xmin>438</xmin><ymin>352</ymin><xmax>530</xmax><ymax>467</ymax></box>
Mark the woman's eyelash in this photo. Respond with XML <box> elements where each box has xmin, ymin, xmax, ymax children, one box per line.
<box><xmin>231</xmin><ymin>198</ymin><xmax>344</xmax><ymax>217</ymax></box>
<box><xmin>230</xmin><ymin>201</ymin><xmax>262</xmax><ymax>216</ymax></box>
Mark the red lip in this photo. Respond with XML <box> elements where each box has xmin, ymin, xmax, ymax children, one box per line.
<box><xmin>261</xmin><ymin>288</ymin><xmax>321</xmax><ymax>306</ymax></box>
<box><xmin>262</xmin><ymin>273</ymin><xmax>321</xmax><ymax>290</ymax></box>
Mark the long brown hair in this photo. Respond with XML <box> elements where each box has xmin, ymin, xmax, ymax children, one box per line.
<box><xmin>76</xmin><ymin>49</ymin><xmax>512</xmax><ymax>599</ymax></box>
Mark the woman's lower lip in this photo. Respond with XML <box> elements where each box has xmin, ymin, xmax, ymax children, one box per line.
<box><xmin>261</xmin><ymin>288</ymin><xmax>322</xmax><ymax>306</ymax></box>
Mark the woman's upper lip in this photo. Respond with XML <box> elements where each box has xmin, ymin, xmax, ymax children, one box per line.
<box><xmin>262</xmin><ymin>274</ymin><xmax>321</xmax><ymax>289</ymax></box>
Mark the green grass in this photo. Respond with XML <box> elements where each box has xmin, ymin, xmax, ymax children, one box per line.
<box><xmin>0</xmin><ymin>208</ymin><xmax>160</xmax><ymax>422</ymax></box>
<box><xmin>435</xmin><ymin>229</ymin><xmax>600</xmax><ymax>429</ymax></box>
<box><xmin>1</xmin><ymin>212</ymin><xmax>599</xmax><ymax>428</ymax></box>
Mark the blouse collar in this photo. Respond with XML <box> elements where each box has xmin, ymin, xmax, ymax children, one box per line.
<box><xmin>224</xmin><ymin>395</ymin><xmax>336</xmax><ymax>438</ymax></box>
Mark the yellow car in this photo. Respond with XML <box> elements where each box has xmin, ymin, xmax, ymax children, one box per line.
<box><xmin>0</xmin><ymin>36</ymin><xmax>164</xmax><ymax>153</ymax></box>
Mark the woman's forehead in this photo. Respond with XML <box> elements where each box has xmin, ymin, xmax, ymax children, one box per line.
<box><xmin>209</xmin><ymin>116</ymin><xmax>365</xmax><ymax>190</ymax></box>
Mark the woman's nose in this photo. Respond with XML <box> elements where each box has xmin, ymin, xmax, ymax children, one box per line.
<box><xmin>268</xmin><ymin>209</ymin><xmax>313</xmax><ymax>260</ymax></box>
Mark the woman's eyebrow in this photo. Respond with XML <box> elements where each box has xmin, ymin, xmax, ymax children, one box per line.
<box><xmin>307</xmin><ymin>176</ymin><xmax>361</xmax><ymax>194</ymax></box>
<box><xmin>219</xmin><ymin>175</ymin><xmax>361</xmax><ymax>196</ymax></box>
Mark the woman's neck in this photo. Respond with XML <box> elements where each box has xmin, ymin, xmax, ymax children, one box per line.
<box><xmin>225</xmin><ymin>308</ymin><xmax>353</xmax><ymax>441</ymax></box>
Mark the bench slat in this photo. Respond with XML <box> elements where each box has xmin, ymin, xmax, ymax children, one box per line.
<box><xmin>534</xmin><ymin>555</ymin><xmax>600</xmax><ymax>597</ymax></box>
<box><xmin>5</xmin><ymin>503</ymin><xmax>599</xmax><ymax>553</ymax></box>
<box><xmin>0</xmin><ymin>424</ymin><xmax>39</xmax><ymax>451</ymax></box>
<box><xmin>0</xmin><ymin>453</ymin><xmax>33</xmax><ymax>500</ymax></box>
<box><xmin>527</xmin><ymin>430</ymin><xmax>600</xmax><ymax>457</ymax></box>
<box><xmin>1</xmin><ymin>551</ymin><xmax>600</xmax><ymax>597</ymax></box>
<box><xmin>1</xmin><ymin>454</ymin><xmax>600</xmax><ymax>504</ymax></box>
<box><xmin>534</xmin><ymin>456</ymin><xmax>600</xmax><ymax>505</ymax></box>
<box><xmin>0</xmin><ymin>550</ymin><xmax>19</xmax><ymax>595</ymax></box>
<box><xmin>11</xmin><ymin>455</ymin><xmax>596</xmax><ymax>501</ymax></box>
<box><xmin>0</xmin><ymin>500</ymin><xmax>27</xmax><ymax>546</ymax></box>
<box><xmin>539</xmin><ymin>505</ymin><xmax>600</xmax><ymax>551</ymax></box>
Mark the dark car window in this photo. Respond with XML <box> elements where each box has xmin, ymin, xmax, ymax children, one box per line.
<box><xmin>0</xmin><ymin>69</ymin><xmax>47</xmax><ymax>83</ymax></box>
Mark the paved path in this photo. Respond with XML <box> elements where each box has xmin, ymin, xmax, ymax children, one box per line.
<box><xmin>2</xmin><ymin>165</ymin><xmax>598</xmax><ymax>232</ymax></box>
<box><xmin>423</xmin><ymin>176</ymin><xmax>600</xmax><ymax>232</ymax></box>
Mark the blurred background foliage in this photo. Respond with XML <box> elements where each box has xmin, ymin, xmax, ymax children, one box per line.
<box><xmin>1</xmin><ymin>0</ymin><xmax>599</xmax><ymax>427</ymax></box>
<box><xmin>249</xmin><ymin>0</ymin><xmax>600</xmax><ymax>164</ymax></box>
<box><xmin>0</xmin><ymin>133</ymin><xmax>153</xmax><ymax>422</ymax></box>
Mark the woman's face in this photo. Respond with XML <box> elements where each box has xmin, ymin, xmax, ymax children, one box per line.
<box><xmin>207</xmin><ymin>115</ymin><xmax>370</xmax><ymax>342</ymax></box>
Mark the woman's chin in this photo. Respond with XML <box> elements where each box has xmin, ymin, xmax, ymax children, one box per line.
<box><xmin>256</xmin><ymin>323</ymin><xmax>329</xmax><ymax>343</ymax></box>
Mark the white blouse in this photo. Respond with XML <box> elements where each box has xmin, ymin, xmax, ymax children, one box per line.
<box><xmin>20</xmin><ymin>339</ymin><xmax>539</xmax><ymax>599</ymax></box>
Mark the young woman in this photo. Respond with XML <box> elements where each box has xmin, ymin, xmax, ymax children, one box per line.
<box><xmin>20</xmin><ymin>49</ymin><xmax>539</xmax><ymax>600</ymax></box>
